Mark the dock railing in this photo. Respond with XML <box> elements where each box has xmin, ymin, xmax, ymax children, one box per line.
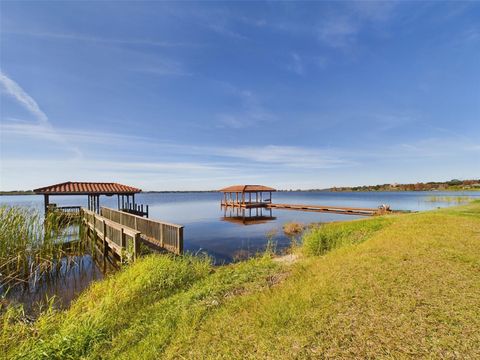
<box><xmin>82</xmin><ymin>208</ymin><xmax>141</xmax><ymax>261</ymax></box>
<box><xmin>100</xmin><ymin>207</ymin><xmax>184</xmax><ymax>255</ymax></box>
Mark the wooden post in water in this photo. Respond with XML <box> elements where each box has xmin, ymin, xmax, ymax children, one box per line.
<box><xmin>44</xmin><ymin>194</ymin><xmax>50</xmax><ymax>214</ymax></box>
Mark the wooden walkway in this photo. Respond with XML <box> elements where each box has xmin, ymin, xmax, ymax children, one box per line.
<box><xmin>82</xmin><ymin>208</ymin><xmax>141</xmax><ymax>262</ymax></box>
<box><xmin>222</xmin><ymin>201</ymin><xmax>388</xmax><ymax>216</ymax></box>
<box><xmin>100</xmin><ymin>207</ymin><xmax>183</xmax><ymax>255</ymax></box>
<box><xmin>267</xmin><ymin>203</ymin><xmax>385</xmax><ymax>216</ymax></box>
<box><xmin>80</xmin><ymin>207</ymin><xmax>184</xmax><ymax>262</ymax></box>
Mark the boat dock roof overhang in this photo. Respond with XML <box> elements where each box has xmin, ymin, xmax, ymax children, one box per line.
<box><xmin>34</xmin><ymin>181</ymin><xmax>142</xmax><ymax>196</ymax></box>
<box><xmin>219</xmin><ymin>185</ymin><xmax>276</xmax><ymax>193</ymax></box>
<box><xmin>34</xmin><ymin>181</ymin><xmax>142</xmax><ymax>214</ymax></box>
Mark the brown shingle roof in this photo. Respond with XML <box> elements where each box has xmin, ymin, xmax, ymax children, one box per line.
<box><xmin>219</xmin><ymin>185</ymin><xmax>276</xmax><ymax>193</ymax></box>
<box><xmin>34</xmin><ymin>182</ymin><xmax>141</xmax><ymax>195</ymax></box>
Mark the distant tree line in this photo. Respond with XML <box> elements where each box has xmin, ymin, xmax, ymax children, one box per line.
<box><xmin>329</xmin><ymin>179</ymin><xmax>480</xmax><ymax>192</ymax></box>
<box><xmin>0</xmin><ymin>190</ymin><xmax>35</xmax><ymax>196</ymax></box>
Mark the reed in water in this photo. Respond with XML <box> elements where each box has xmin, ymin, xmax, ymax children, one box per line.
<box><xmin>0</xmin><ymin>206</ymin><xmax>83</xmax><ymax>290</ymax></box>
<box><xmin>426</xmin><ymin>195</ymin><xmax>474</xmax><ymax>204</ymax></box>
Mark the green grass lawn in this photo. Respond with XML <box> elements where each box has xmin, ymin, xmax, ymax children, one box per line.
<box><xmin>3</xmin><ymin>201</ymin><xmax>480</xmax><ymax>359</ymax></box>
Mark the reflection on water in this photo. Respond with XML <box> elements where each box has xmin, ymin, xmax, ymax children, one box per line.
<box><xmin>1</xmin><ymin>191</ymin><xmax>479</xmax><ymax>310</ymax></box>
<box><xmin>222</xmin><ymin>205</ymin><xmax>276</xmax><ymax>226</ymax></box>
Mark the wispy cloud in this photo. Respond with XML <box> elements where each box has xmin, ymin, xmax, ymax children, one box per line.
<box><xmin>0</xmin><ymin>72</ymin><xmax>49</xmax><ymax>126</ymax></box>
<box><xmin>288</xmin><ymin>52</ymin><xmax>304</xmax><ymax>75</ymax></box>
<box><xmin>208</xmin><ymin>23</ymin><xmax>247</xmax><ymax>40</ymax></box>
<box><xmin>462</xmin><ymin>26</ymin><xmax>480</xmax><ymax>43</ymax></box>
<box><xmin>133</xmin><ymin>59</ymin><xmax>192</xmax><ymax>76</ymax></box>
<box><xmin>238</xmin><ymin>16</ymin><xmax>267</xmax><ymax>28</ymax></box>
<box><xmin>218</xmin><ymin>145</ymin><xmax>351</xmax><ymax>169</ymax></box>
<box><xmin>349</xmin><ymin>1</ymin><xmax>397</xmax><ymax>22</ymax></box>
<box><xmin>318</xmin><ymin>17</ymin><xmax>359</xmax><ymax>49</ymax></box>
<box><xmin>317</xmin><ymin>2</ymin><xmax>397</xmax><ymax>49</ymax></box>
<box><xmin>217</xmin><ymin>88</ymin><xmax>276</xmax><ymax>129</ymax></box>
<box><xmin>4</xmin><ymin>31</ymin><xmax>202</xmax><ymax>48</ymax></box>
<box><xmin>1</xmin><ymin>119</ymin><xmax>145</xmax><ymax>146</ymax></box>
<box><xmin>0</xmin><ymin>71</ymin><xmax>82</xmax><ymax>157</ymax></box>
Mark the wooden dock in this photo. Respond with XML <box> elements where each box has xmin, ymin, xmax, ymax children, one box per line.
<box><xmin>267</xmin><ymin>203</ymin><xmax>386</xmax><ymax>216</ymax></box>
<box><xmin>222</xmin><ymin>201</ymin><xmax>390</xmax><ymax>216</ymax></box>
<box><xmin>81</xmin><ymin>207</ymin><xmax>184</xmax><ymax>262</ymax></box>
<box><xmin>82</xmin><ymin>208</ymin><xmax>141</xmax><ymax>262</ymax></box>
<box><xmin>100</xmin><ymin>207</ymin><xmax>183</xmax><ymax>255</ymax></box>
<box><xmin>222</xmin><ymin>200</ymin><xmax>272</xmax><ymax>209</ymax></box>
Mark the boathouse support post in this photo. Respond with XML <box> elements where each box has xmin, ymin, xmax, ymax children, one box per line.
<box><xmin>44</xmin><ymin>194</ymin><xmax>49</xmax><ymax>214</ymax></box>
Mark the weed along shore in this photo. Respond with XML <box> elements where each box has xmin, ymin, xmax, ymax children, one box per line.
<box><xmin>1</xmin><ymin>200</ymin><xmax>479</xmax><ymax>358</ymax></box>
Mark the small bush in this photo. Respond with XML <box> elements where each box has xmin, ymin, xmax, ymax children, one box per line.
<box><xmin>282</xmin><ymin>222</ymin><xmax>305</xmax><ymax>236</ymax></box>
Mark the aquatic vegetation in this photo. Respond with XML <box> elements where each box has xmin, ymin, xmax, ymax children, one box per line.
<box><xmin>282</xmin><ymin>222</ymin><xmax>305</xmax><ymax>236</ymax></box>
<box><xmin>0</xmin><ymin>206</ymin><xmax>83</xmax><ymax>291</ymax></box>
<box><xmin>426</xmin><ymin>195</ymin><xmax>475</xmax><ymax>204</ymax></box>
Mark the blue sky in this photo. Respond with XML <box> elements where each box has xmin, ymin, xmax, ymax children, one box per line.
<box><xmin>0</xmin><ymin>1</ymin><xmax>479</xmax><ymax>190</ymax></box>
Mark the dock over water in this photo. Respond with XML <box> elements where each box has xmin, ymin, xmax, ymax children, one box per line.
<box><xmin>34</xmin><ymin>181</ymin><xmax>184</xmax><ymax>261</ymax></box>
<box><xmin>219</xmin><ymin>184</ymin><xmax>392</xmax><ymax>216</ymax></box>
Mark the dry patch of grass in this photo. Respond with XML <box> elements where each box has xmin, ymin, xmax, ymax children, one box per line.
<box><xmin>282</xmin><ymin>222</ymin><xmax>305</xmax><ymax>236</ymax></box>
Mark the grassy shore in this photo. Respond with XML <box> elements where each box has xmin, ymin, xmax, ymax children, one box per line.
<box><xmin>2</xmin><ymin>201</ymin><xmax>480</xmax><ymax>359</ymax></box>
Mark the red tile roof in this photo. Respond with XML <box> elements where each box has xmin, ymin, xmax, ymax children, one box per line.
<box><xmin>219</xmin><ymin>185</ymin><xmax>276</xmax><ymax>193</ymax></box>
<box><xmin>34</xmin><ymin>182</ymin><xmax>141</xmax><ymax>195</ymax></box>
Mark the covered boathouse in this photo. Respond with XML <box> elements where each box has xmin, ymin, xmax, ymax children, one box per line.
<box><xmin>219</xmin><ymin>185</ymin><xmax>276</xmax><ymax>208</ymax></box>
<box><xmin>34</xmin><ymin>181</ymin><xmax>148</xmax><ymax>217</ymax></box>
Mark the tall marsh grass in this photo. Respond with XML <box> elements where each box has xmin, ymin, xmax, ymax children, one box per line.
<box><xmin>0</xmin><ymin>206</ymin><xmax>82</xmax><ymax>290</ymax></box>
<box><xmin>426</xmin><ymin>195</ymin><xmax>474</xmax><ymax>204</ymax></box>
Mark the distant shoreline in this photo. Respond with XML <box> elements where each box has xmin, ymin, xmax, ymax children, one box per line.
<box><xmin>1</xmin><ymin>188</ymin><xmax>479</xmax><ymax>196</ymax></box>
<box><xmin>2</xmin><ymin>179</ymin><xmax>478</xmax><ymax>195</ymax></box>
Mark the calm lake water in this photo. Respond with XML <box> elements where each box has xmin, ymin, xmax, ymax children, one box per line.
<box><xmin>1</xmin><ymin>191</ymin><xmax>478</xmax><ymax>310</ymax></box>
